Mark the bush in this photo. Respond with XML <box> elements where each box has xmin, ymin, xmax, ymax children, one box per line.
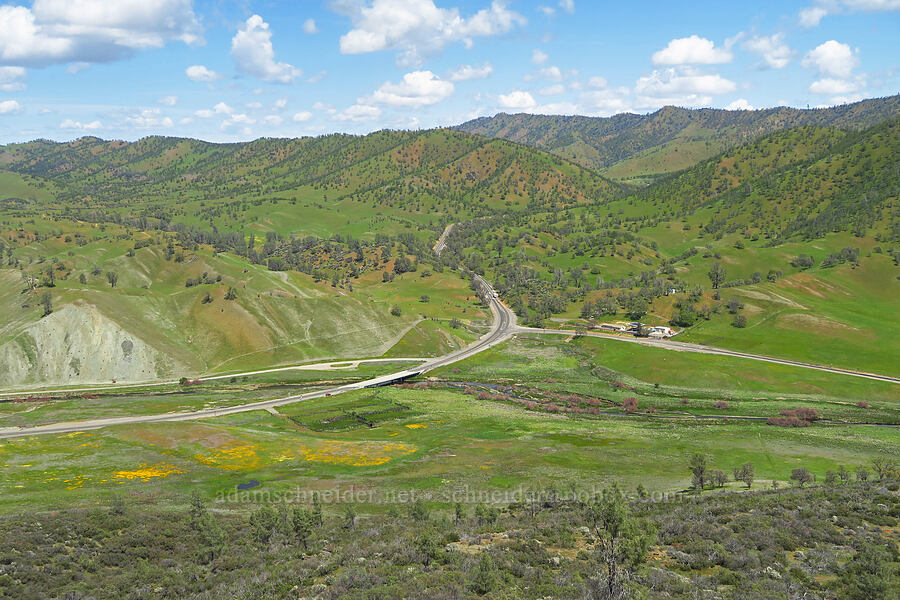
<box><xmin>856</xmin><ymin>401</ymin><xmax>871</xmax><ymax>409</ymax></box>
<box><xmin>390</xmin><ymin>305</ymin><xmax>402</xmax><ymax>317</ymax></box>
<box><xmin>713</xmin><ymin>401</ymin><xmax>730</xmax><ymax>409</ymax></box>
<box><xmin>623</xmin><ymin>398</ymin><xmax>638</xmax><ymax>412</ymax></box>
<box><xmin>731</xmin><ymin>314</ymin><xmax>747</xmax><ymax>328</ymax></box>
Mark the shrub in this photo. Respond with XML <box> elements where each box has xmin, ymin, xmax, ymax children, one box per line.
<box><xmin>390</xmin><ymin>305</ymin><xmax>402</xmax><ymax>317</ymax></box>
<box><xmin>623</xmin><ymin>398</ymin><xmax>638</xmax><ymax>412</ymax></box>
<box><xmin>855</xmin><ymin>401</ymin><xmax>871</xmax><ymax>409</ymax></box>
<box><xmin>779</xmin><ymin>408</ymin><xmax>819</xmax><ymax>422</ymax></box>
<box><xmin>713</xmin><ymin>401</ymin><xmax>730</xmax><ymax>409</ymax></box>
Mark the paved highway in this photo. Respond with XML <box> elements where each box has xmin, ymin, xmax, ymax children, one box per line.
<box><xmin>518</xmin><ymin>327</ymin><xmax>900</xmax><ymax>384</ymax></box>
<box><xmin>1</xmin><ymin>225</ymin><xmax>895</xmax><ymax>439</ymax></box>
<box><xmin>0</xmin><ymin>273</ymin><xmax>518</xmax><ymax>440</ymax></box>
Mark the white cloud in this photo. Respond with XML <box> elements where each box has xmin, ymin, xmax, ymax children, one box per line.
<box><xmin>537</xmin><ymin>6</ymin><xmax>555</xmax><ymax>16</ymax></box>
<box><xmin>60</xmin><ymin>118</ymin><xmax>102</xmax><ymax>130</ymax></box>
<box><xmin>221</xmin><ymin>113</ymin><xmax>256</xmax><ymax>129</ymax></box>
<box><xmin>293</xmin><ymin>111</ymin><xmax>312</xmax><ymax>122</ymax></box>
<box><xmin>0</xmin><ymin>99</ymin><xmax>23</xmax><ymax>114</ymax></box>
<box><xmin>559</xmin><ymin>0</ymin><xmax>575</xmax><ymax>13</ymax></box>
<box><xmin>307</xmin><ymin>70</ymin><xmax>327</xmax><ymax>83</ymax></box>
<box><xmin>231</xmin><ymin>14</ymin><xmax>301</xmax><ymax>83</ymax></box>
<box><xmin>742</xmin><ymin>33</ymin><xmax>792</xmax><ymax>69</ymax></box>
<box><xmin>335</xmin><ymin>103</ymin><xmax>382</xmax><ymax>122</ymax></box>
<box><xmin>531</xmin><ymin>65</ymin><xmax>563</xmax><ymax>81</ymax></box>
<box><xmin>274</xmin><ymin>98</ymin><xmax>288</xmax><ymax>110</ymax></box>
<box><xmin>799</xmin><ymin>0</ymin><xmax>900</xmax><ymax>27</ymax></box>
<box><xmin>303</xmin><ymin>18</ymin><xmax>318</xmax><ymax>34</ymax></box>
<box><xmin>725</xmin><ymin>98</ymin><xmax>754</xmax><ymax>110</ymax></box>
<box><xmin>336</xmin><ymin>0</ymin><xmax>526</xmax><ymax>66</ymax></box>
<box><xmin>0</xmin><ymin>66</ymin><xmax>26</xmax><ymax>91</ymax></box>
<box><xmin>194</xmin><ymin>109</ymin><xmax>214</xmax><ymax>118</ymax></box>
<box><xmin>809</xmin><ymin>77</ymin><xmax>860</xmax><ymax>94</ymax></box>
<box><xmin>369</xmin><ymin>70</ymin><xmax>454</xmax><ymax>108</ymax></box>
<box><xmin>652</xmin><ymin>35</ymin><xmax>733</xmax><ymax>65</ymax></box>
<box><xmin>245</xmin><ymin>101</ymin><xmax>263</xmax><ymax>109</ymax></box>
<box><xmin>634</xmin><ymin>67</ymin><xmax>736</xmax><ymax>108</ymax></box>
<box><xmin>262</xmin><ymin>115</ymin><xmax>283</xmax><ymax>125</ymax></box>
<box><xmin>157</xmin><ymin>95</ymin><xmax>177</xmax><ymax>106</ymax></box>
<box><xmin>799</xmin><ymin>6</ymin><xmax>829</xmax><ymax>26</ymax></box>
<box><xmin>125</xmin><ymin>108</ymin><xmax>173</xmax><ymax>129</ymax></box>
<box><xmin>531</xmin><ymin>49</ymin><xmax>548</xmax><ymax>65</ymax></box>
<box><xmin>579</xmin><ymin>87</ymin><xmax>632</xmax><ymax>116</ymax></box>
<box><xmin>538</xmin><ymin>84</ymin><xmax>565</xmax><ymax>95</ymax></box>
<box><xmin>214</xmin><ymin>102</ymin><xmax>234</xmax><ymax>114</ymax></box>
<box><xmin>587</xmin><ymin>76</ymin><xmax>608</xmax><ymax>88</ymax></box>
<box><xmin>186</xmin><ymin>65</ymin><xmax>221</xmax><ymax>82</ymax></box>
<box><xmin>498</xmin><ymin>90</ymin><xmax>536</xmax><ymax>110</ymax></box>
<box><xmin>0</xmin><ymin>0</ymin><xmax>201</xmax><ymax>68</ymax></box>
<box><xmin>448</xmin><ymin>63</ymin><xmax>493</xmax><ymax>81</ymax></box>
<box><xmin>802</xmin><ymin>40</ymin><xmax>858</xmax><ymax>78</ymax></box>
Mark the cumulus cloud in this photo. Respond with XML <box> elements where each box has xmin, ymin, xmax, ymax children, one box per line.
<box><xmin>525</xmin><ymin>63</ymin><xmax>565</xmax><ymax>83</ymax></box>
<box><xmin>0</xmin><ymin>99</ymin><xmax>23</xmax><ymax>114</ymax></box>
<box><xmin>60</xmin><ymin>118</ymin><xmax>102</xmax><ymax>130</ymax></box>
<box><xmin>634</xmin><ymin>67</ymin><xmax>736</xmax><ymax>108</ymax></box>
<box><xmin>652</xmin><ymin>35</ymin><xmax>733</xmax><ymax>65</ymax></box>
<box><xmin>262</xmin><ymin>115</ymin><xmax>283</xmax><ymax>125</ymax></box>
<box><xmin>799</xmin><ymin>0</ymin><xmax>900</xmax><ymax>27</ymax></box>
<box><xmin>809</xmin><ymin>77</ymin><xmax>860</xmax><ymax>94</ymax></box>
<box><xmin>231</xmin><ymin>15</ymin><xmax>301</xmax><ymax>83</ymax></box>
<box><xmin>157</xmin><ymin>95</ymin><xmax>177</xmax><ymax>106</ymax></box>
<box><xmin>335</xmin><ymin>103</ymin><xmax>382</xmax><ymax>122</ymax></box>
<box><xmin>293</xmin><ymin>111</ymin><xmax>312</xmax><ymax>122</ymax></box>
<box><xmin>369</xmin><ymin>70</ymin><xmax>454</xmax><ymax>108</ymax></box>
<box><xmin>498</xmin><ymin>90</ymin><xmax>537</xmax><ymax>110</ymax></box>
<box><xmin>559</xmin><ymin>0</ymin><xmax>575</xmax><ymax>13</ymax></box>
<box><xmin>213</xmin><ymin>102</ymin><xmax>234</xmax><ymax>114</ymax></box>
<box><xmin>302</xmin><ymin>18</ymin><xmax>318</xmax><ymax>34</ymax></box>
<box><xmin>448</xmin><ymin>63</ymin><xmax>493</xmax><ymax>81</ymax></box>
<box><xmin>185</xmin><ymin>65</ymin><xmax>221</xmax><ymax>82</ymax></box>
<box><xmin>0</xmin><ymin>66</ymin><xmax>27</xmax><ymax>91</ymax></box>
<box><xmin>336</xmin><ymin>0</ymin><xmax>526</xmax><ymax>66</ymax></box>
<box><xmin>742</xmin><ymin>33</ymin><xmax>792</xmax><ymax>69</ymax></box>
<box><xmin>125</xmin><ymin>108</ymin><xmax>173</xmax><ymax>129</ymax></box>
<box><xmin>531</xmin><ymin>49</ymin><xmax>548</xmax><ymax>65</ymax></box>
<box><xmin>725</xmin><ymin>98</ymin><xmax>755</xmax><ymax>110</ymax></box>
<box><xmin>799</xmin><ymin>6</ymin><xmax>829</xmax><ymax>26</ymax></box>
<box><xmin>194</xmin><ymin>109</ymin><xmax>214</xmax><ymax>118</ymax></box>
<box><xmin>802</xmin><ymin>40</ymin><xmax>858</xmax><ymax>78</ymax></box>
<box><xmin>587</xmin><ymin>76</ymin><xmax>608</xmax><ymax>89</ymax></box>
<box><xmin>0</xmin><ymin>0</ymin><xmax>201</xmax><ymax>68</ymax></box>
<box><xmin>579</xmin><ymin>87</ymin><xmax>632</xmax><ymax>116</ymax></box>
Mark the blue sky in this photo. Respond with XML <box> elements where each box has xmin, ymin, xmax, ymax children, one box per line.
<box><xmin>0</xmin><ymin>0</ymin><xmax>897</xmax><ymax>143</ymax></box>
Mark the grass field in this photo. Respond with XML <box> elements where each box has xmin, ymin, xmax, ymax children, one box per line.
<box><xmin>2</xmin><ymin>330</ymin><xmax>897</xmax><ymax>515</ymax></box>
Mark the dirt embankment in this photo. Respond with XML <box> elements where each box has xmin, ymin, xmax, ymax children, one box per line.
<box><xmin>0</xmin><ymin>304</ymin><xmax>180</xmax><ymax>386</ymax></box>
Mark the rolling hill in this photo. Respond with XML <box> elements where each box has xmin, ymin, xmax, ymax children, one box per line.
<box><xmin>455</xmin><ymin>94</ymin><xmax>900</xmax><ymax>183</ymax></box>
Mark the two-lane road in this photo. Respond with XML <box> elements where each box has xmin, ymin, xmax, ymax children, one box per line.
<box><xmin>0</xmin><ymin>275</ymin><xmax>518</xmax><ymax>439</ymax></box>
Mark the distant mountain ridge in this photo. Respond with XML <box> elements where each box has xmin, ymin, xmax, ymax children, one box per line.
<box><xmin>454</xmin><ymin>95</ymin><xmax>900</xmax><ymax>182</ymax></box>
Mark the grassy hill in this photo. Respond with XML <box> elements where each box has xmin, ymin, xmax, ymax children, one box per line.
<box><xmin>441</xmin><ymin>118</ymin><xmax>900</xmax><ymax>373</ymax></box>
<box><xmin>0</xmin><ymin>129</ymin><xmax>621</xmax><ymax>386</ymax></box>
<box><xmin>1</xmin><ymin>112</ymin><xmax>898</xmax><ymax>383</ymax></box>
<box><xmin>455</xmin><ymin>94</ymin><xmax>900</xmax><ymax>183</ymax></box>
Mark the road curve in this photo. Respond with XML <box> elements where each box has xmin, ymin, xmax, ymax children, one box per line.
<box><xmin>0</xmin><ymin>276</ymin><xmax>517</xmax><ymax>440</ymax></box>
<box><xmin>519</xmin><ymin>327</ymin><xmax>900</xmax><ymax>384</ymax></box>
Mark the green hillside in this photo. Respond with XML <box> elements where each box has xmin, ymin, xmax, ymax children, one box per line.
<box><xmin>455</xmin><ymin>94</ymin><xmax>900</xmax><ymax>182</ymax></box>
<box><xmin>440</xmin><ymin>118</ymin><xmax>900</xmax><ymax>373</ymax></box>
<box><xmin>0</xmin><ymin>129</ymin><xmax>619</xmax><ymax>387</ymax></box>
